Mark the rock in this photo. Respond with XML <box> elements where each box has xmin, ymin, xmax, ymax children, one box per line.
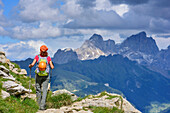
<box><xmin>2</xmin><ymin>80</ymin><xmax>32</xmax><ymax>96</ymax></box>
<box><xmin>1</xmin><ymin>90</ymin><xmax>10</xmax><ymax>99</ymax></box>
<box><xmin>12</xmin><ymin>68</ymin><xmax>19</xmax><ymax>74</ymax></box>
<box><xmin>7</xmin><ymin>62</ymin><xmax>15</xmax><ymax>71</ymax></box>
<box><xmin>0</xmin><ymin>66</ymin><xmax>15</xmax><ymax>81</ymax></box>
<box><xmin>36</xmin><ymin>109</ymin><xmax>64</xmax><ymax>113</ymax></box>
<box><xmin>0</xmin><ymin>51</ymin><xmax>7</xmax><ymax>63</ymax></box>
<box><xmin>0</xmin><ymin>70</ymin><xmax>9</xmax><ymax>77</ymax></box>
<box><xmin>19</xmin><ymin>69</ymin><xmax>27</xmax><ymax>75</ymax></box>
<box><xmin>3</xmin><ymin>74</ymin><xmax>15</xmax><ymax>81</ymax></box>
<box><xmin>21</xmin><ymin>94</ymin><xmax>36</xmax><ymax>101</ymax></box>
<box><xmin>53</xmin><ymin>89</ymin><xmax>78</xmax><ymax>101</ymax></box>
<box><xmin>0</xmin><ymin>65</ymin><xmax>9</xmax><ymax>74</ymax></box>
<box><xmin>0</xmin><ymin>51</ymin><xmax>5</xmax><ymax>56</ymax></box>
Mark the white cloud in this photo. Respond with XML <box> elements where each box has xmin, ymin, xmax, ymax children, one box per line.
<box><xmin>95</xmin><ymin>0</ymin><xmax>129</xmax><ymax>17</ymax></box>
<box><xmin>61</xmin><ymin>0</ymin><xmax>83</xmax><ymax>17</ymax></box>
<box><xmin>12</xmin><ymin>21</ymin><xmax>61</xmax><ymax>39</ymax></box>
<box><xmin>0</xmin><ymin>40</ymin><xmax>49</xmax><ymax>60</ymax></box>
<box><xmin>152</xmin><ymin>35</ymin><xmax>170</xmax><ymax>50</ymax></box>
<box><xmin>17</xmin><ymin>0</ymin><xmax>64</xmax><ymax>22</ymax></box>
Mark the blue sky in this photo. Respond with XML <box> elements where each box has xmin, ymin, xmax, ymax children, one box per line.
<box><xmin>0</xmin><ymin>0</ymin><xmax>170</xmax><ymax>60</ymax></box>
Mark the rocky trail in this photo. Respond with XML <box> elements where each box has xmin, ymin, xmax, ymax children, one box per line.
<box><xmin>37</xmin><ymin>90</ymin><xmax>141</xmax><ymax>113</ymax></box>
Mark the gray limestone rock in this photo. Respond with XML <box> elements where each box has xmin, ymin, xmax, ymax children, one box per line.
<box><xmin>19</xmin><ymin>69</ymin><xmax>27</xmax><ymax>75</ymax></box>
<box><xmin>2</xmin><ymin>80</ymin><xmax>32</xmax><ymax>96</ymax></box>
<box><xmin>0</xmin><ymin>70</ymin><xmax>8</xmax><ymax>77</ymax></box>
<box><xmin>0</xmin><ymin>65</ymin><xmax>9</xmax><ymax>74</ymax></box>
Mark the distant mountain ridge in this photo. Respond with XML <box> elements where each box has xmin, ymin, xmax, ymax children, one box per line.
<box><xmin>52</xmin><ymin>31</ymin><xmax>170</xmax><ymax>78</ymax></box>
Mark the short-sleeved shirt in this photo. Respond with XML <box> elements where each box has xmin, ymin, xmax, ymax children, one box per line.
<box><xmin>34</xmin><ymin>55</ymin><xmax>51</xmax><ymax>64</ymax></box>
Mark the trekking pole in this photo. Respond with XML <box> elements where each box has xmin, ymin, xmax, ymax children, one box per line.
<box><xmin>50</xmin><ymin>69</ymin><xmax>52</xmax><ymax>91</ymax></box>
<box><xmin>29</xmin><ymin>67</ymin><xmax>31</xmax><ymax>97</ymax></box>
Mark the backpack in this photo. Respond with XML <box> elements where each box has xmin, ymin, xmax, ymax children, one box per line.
<box><xmin>35</xmin><ymin>55</ymin><xmax>49</xmax><ymax>76</ymax></box>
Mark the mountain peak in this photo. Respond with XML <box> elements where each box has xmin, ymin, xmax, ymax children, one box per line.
<box><xmin>121</xmin><ymin>31</ymin><xmax>159</xmax><ymax>55</ymax></box>
<box><xmin>137</xmin><ymin>31</ymin><xmax>146</xmax><ymax>37</ymax></box>
<box><xmin>89</xmin><ymin>34</ymin><xmax>103</xmax><ymax>42</ymax></box>
<box><xmin>53</xmin><ymin>48</ymin><xmax>78</xmax><ymax>64</ymax></box>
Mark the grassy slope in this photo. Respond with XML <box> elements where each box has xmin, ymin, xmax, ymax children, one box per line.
<box><xmin>0</xmin><ymin>62</ymin><xmax>39</xmax><ymax>113</ymax></box>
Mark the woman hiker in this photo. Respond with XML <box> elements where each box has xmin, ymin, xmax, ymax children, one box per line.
<box><xmin>29</xmin><ymin>45</ymin><xmax>54</xmax><ymax>110</ymax></box>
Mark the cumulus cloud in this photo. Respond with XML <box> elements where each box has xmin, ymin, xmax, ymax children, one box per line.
<box><xmin>0</xmin><ymin>40</ymin><xmax>48</xmax><ymax>60</ymax></box>
<box><xmin>0</xmin><ymin>0</ymin><xmax>169</xmax><ymax>43</ymax></box>
<box><xmin>11</xmin><ymin>21</ymin><xmax>61</xmax><ymax>39</ymax></box>
<box><xmin>16</xmin><ymin>0</ymin><xmax>65</xmax><ymax>22</ymax></box>
<box><xmin>61</xmin><ymin>0</ymin><xmax>83</xmax><ymax>18</ymax></box>
<box><xmin>95</xmin><ymin>0</ymin><xmax>129</xmax><ymax>17</ymax></box>
<box><xmin>64</xmin><ymin>9</ymin><xmax>124</xmax><ymax>29</ymax></box>
<box><xmin>152</xmin><ymin>35</ymin><xmax>170</xmax><ymax>50</ymax></box>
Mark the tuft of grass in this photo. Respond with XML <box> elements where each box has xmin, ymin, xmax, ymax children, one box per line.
<box><xmin>46</xmin><ymin>91</ymin><xmax>73</xmax><ymax>109</ymax></box>
<box><xmin>0</xmin><ymin>96</ymin><xmax>39</xmax><ymax>113</ymax></box>
<box><xmin>74</xmin><ymin>97</ymin><xmax>83</xmax><ymax>102</ymax></box>
<box><xmin>88</xmin><ymin>106</ymin><xmax>124</xmax><ymax>113</ymax></box>
<box><xmin>0</xmin><ymin>63</ymin><xmax>9</xmax><ymax>69</ymax></box>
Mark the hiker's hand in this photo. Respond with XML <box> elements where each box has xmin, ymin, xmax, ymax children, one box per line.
<box><xmin>29</xmin><ymin>64</ymin><xmax>33</xmax><ymax>68</ymax></box>
<box><xmin>29</xmin><ymin>59</ymin><xmax>36</xmax><ymax>68</ymax></box>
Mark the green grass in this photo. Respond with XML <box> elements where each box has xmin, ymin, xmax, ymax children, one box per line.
<box><xmin>46</xmin><ymin>91</ymin><xmax>73</xmax><ymax>109</ymax></box>
<box><xmin>88</xmin><ymin>106</ymin><xmax>124</xmax><ymax>113</ymax></box>
<box><xmin>0</xmin><ymin>62</ymin><xmax>9</xmax><ymax>69</ymax></box>
<box><xmin>0</xmin><ymin>96</ymin><xmax>39</xmax><ymax>113</ymax></box>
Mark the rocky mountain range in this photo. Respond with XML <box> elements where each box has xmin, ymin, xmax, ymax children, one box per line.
<box><xmin>53</xmin><ymin>31</ymin><xmax>170</xmax><ymax>78</ymax></box>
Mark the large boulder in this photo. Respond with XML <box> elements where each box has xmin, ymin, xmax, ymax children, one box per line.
<box><xmin>53</xmin><ymin>89</ymin><xmax>78</xmax><ymax>101</ymax></box>
<box><xmin>2</xmin><ymin>81</ymin><xmax>32</xmax><ymax>96</ymax></box>
<box><xmin>19</xmin><ymin>69</ymin><xmax>27</xmax><ymax>75</ymax></box>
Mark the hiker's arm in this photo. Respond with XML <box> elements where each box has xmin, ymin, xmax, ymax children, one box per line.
<box><xmin>29</xmin><ymin>59</ymin><xmax>36</xmax><ymax>68</ymax></box>
<box><xmin>49</xmin><ymin>61</ymin><xmax>54</xmax><ymax>69</ymax></box>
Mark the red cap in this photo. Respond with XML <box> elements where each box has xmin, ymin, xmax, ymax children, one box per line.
<box><xmin>40</xmin><ymin>45</ymin><xmax>48</xmax><ymax>52</ymax></box>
